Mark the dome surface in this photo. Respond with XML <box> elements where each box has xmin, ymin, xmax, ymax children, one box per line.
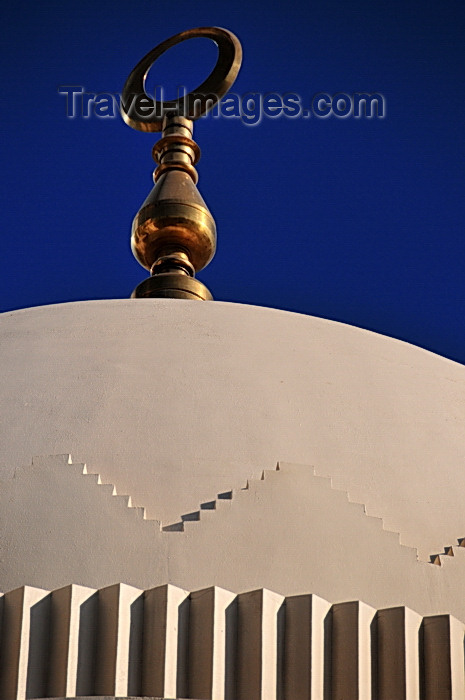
<box><xmin>1</xmin><ymin>299</ymin><xmax>465</xmax><ymax>613</ymax></box>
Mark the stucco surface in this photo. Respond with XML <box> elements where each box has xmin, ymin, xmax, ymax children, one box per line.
<box><xmin>1</xmin><ymin>298</ymin><xmax>464</xmax><ymax>565</ymax></box>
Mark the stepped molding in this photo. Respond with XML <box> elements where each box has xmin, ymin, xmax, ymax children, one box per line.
<box><xmin>57</xmin><ymin>455</ymin><xmax>465</xmax><ymax>571</ymax></box>
<box><xmin>430</xmin><ymin>538</ymin><xmax>465</xmax><ymax>566</ymax></box>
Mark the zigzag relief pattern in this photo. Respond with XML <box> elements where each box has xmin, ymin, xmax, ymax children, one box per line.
<box><xmin>430</xmin><ymin>538</ymin><xmax>465</xmax><ymax>566</ymax></box>
<box><xmin>66</xmin><ymin>456</ymin><xmax>465</xmax><ymax>569</ymax></box>
<box><xmin>73</xmin><ymin>461</ymin><xmax>157</xmax><ymax>524</ymax></box>
<box><xmin>163</xmin><ymin>461</ymin><xmax>420</xmax><ymax>551</ymax></box>
<box><xmin>52</xmin><ymin>456</ymin><xmax>401</xmax><ymax>534</ymax></box>
<box><xmin>60</xmin><ymin>455</ymin><xmax>249</xmax><ymax>533</ymax></box>
<box><xmin>0</xmin><ymin>584</ymin><xmax>464</xmax><ymax>700</ymax></box>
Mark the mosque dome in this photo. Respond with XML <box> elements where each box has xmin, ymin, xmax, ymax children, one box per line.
<box><xmin>1</xmin><ymin>24</ymin><xmax>463</xmax><ymax>700</ymax></box>
<box><xmin>1</xmin><ymin>298</ymin><xmax>464</xmax><ymax>699</ymax></box>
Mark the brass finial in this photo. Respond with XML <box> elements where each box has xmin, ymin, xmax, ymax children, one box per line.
<box><xmin>121</xmin><ymin>27</ymin><xmax>242</xmax><ymax>300</ymax></box>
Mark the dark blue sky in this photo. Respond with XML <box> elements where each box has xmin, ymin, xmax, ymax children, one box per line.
<box><xmin>2</xmin><ymin>0</ymin><xmax>464</xmax><ymax>363</ymax></box>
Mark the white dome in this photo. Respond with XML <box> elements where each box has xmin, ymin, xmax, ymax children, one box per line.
<box><xmin>1</xmin><ymin>299</ymin><xmax>465</xmax><ymax>618</ymax></box>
